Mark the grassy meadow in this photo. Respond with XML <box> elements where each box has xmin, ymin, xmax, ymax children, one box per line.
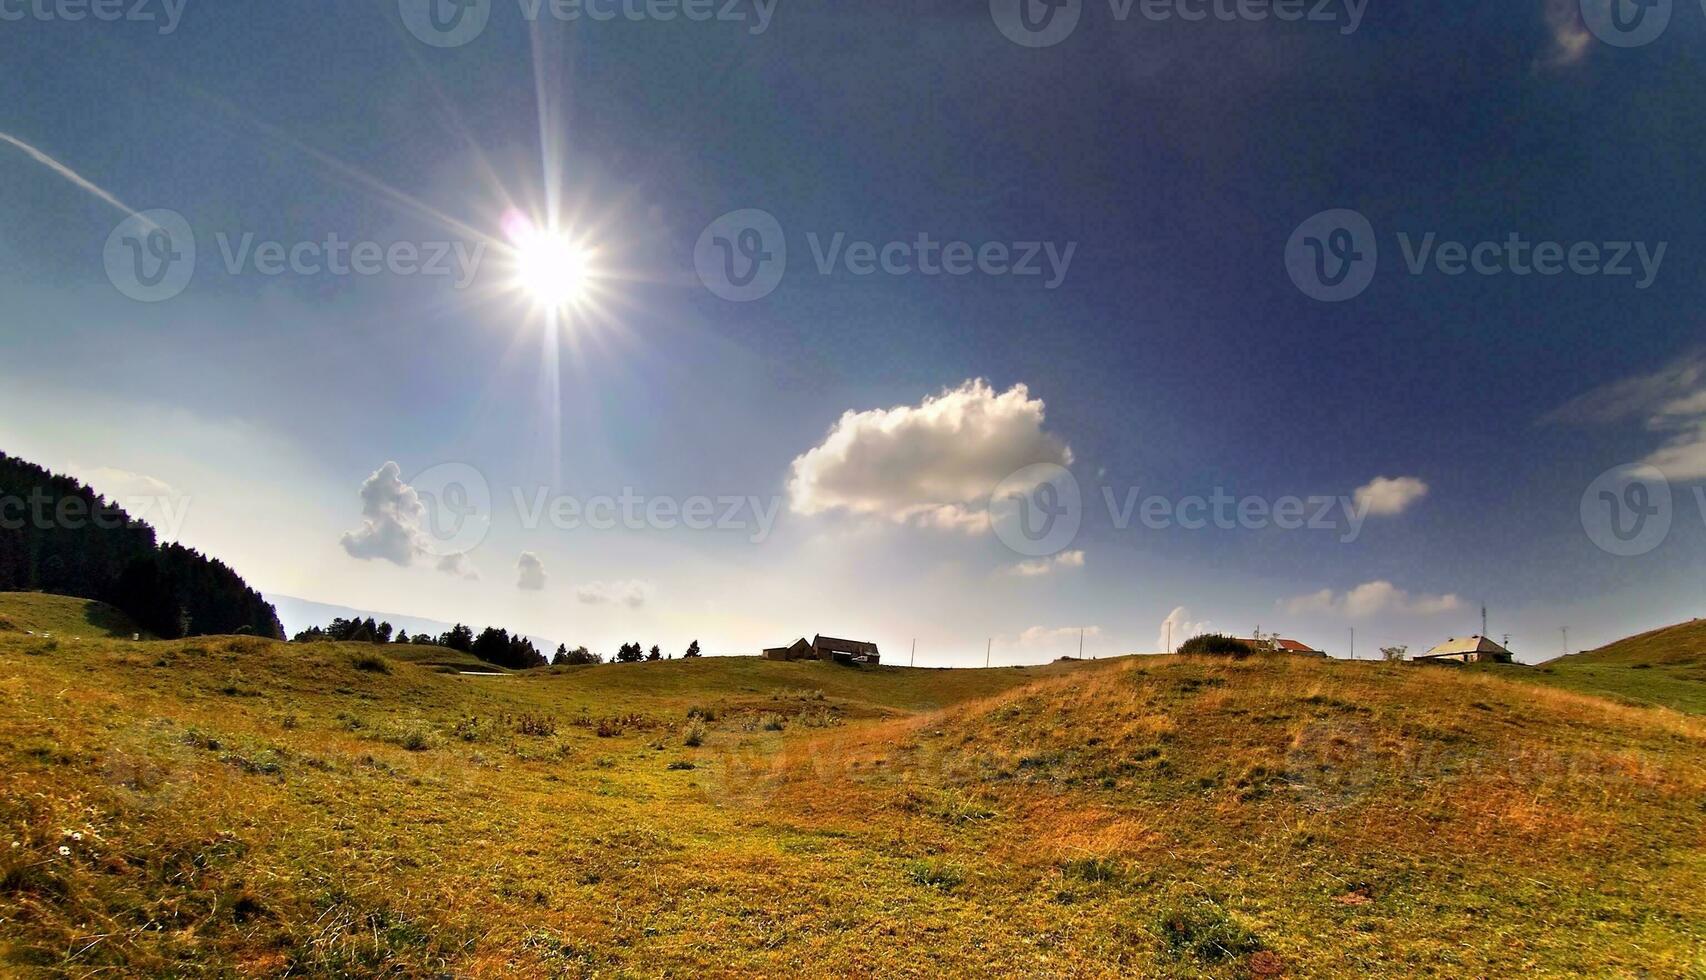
<box><xmin>1</xmin><ymin>597</ymin><xmax>1703</xmax><ymax>976</ymax></box>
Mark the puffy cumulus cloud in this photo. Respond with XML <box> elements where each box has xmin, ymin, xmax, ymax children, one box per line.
<box><xmin>436</xmin><ymin>552</ymin><xmax>479</xmax><ymax>580</ymax></box>
<box><xmin>339</xmin><ymin>462</ymin><xmax>482</xmax><ymax>575</ymax></box>
<box><xmin>1353</xmin><ymin>476</ymin><xmax>1429</xmax><ymax>516</ymax></box>
<box><xmin>576</xmin><ymin>579</ymin><xmax>653</xmax><ymax>608</ymax></box>
<box><xmin>1157</xmin><ymin>606</ymin><xmax>1210</xmax><ymax>652</ymax></box>
<box><xmin>340</xmin><ymin>462</ymin><xmax>426</xmax><ymax>566</ymax></box>
<box><xmin>1283</xmin><ymin>581</ymin><xmax>1461</xmax><ymax>618</ymax></box>
<box><xmin>1545</xmin><ymin>351</ymin><xmax>1706</xmax><ymax>479</ymax></box>
<box><xmin>516</xmin><ymin>552</ymin><xmax>547</xmax><ymax>591</ymax></box>
<box><xmin>1005</xmin><ymin>549</ymin><xmax>1085</xmax><ymax>577</ymax></box>
<box><xmin>787</xmin><ymin>380</ymin><xmax>1073</xmax><ymax>532</ymax></box>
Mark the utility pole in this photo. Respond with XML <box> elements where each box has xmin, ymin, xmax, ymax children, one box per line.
<box><xmin>1560</xmin><ymin>626</ymin><xmax>1569</xmax><ymax>658</ymax></box>
<box><xmin>985</xmin><ymin>637</ymin><xmax>992</xmax><ymax>669</ymax></box>
<box><xmin>1165</xmin><ymin>621</ymin><xmax>1172</xmax><ymax>655</ymax></box>
<box><xmin>1348</xmin><ymin>627</ymin><xmax>1355</xmax><ymax>661</ymax></box>
<box><xmin>1078</xmin><ymin>628</ymin><xmax>1084</xmax><ymax>659</ymax></box>
<box><xmin>910</xmin><ymin>638</ymin><xmax>916</xmax><ymax>668</ymax></box>
<box><xmin>1481</xmin><ymin>604</ymin><xmax>1489</xmax><ymax>638</ymax></box>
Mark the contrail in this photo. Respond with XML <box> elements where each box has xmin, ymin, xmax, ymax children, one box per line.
<box><xmin>0</xmin><ymin>130</ymin><xmax>141</xmax><ymax>219</ymax></box>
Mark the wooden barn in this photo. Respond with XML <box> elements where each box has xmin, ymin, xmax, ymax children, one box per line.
<box><xmin>762</xmin><ymin>638</ymin><xmax>813</xmax><ymax>661</ymax></box>
<box><xmin>760</xmin><ymin>634</ymin><xmax>881</xmax><ymax>665</ymax></box>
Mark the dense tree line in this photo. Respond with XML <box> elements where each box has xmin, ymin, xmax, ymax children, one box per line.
<box><xmin>0</xmin><ymin>452</ymin><xmax>282</xmax><ymax>639</ymax></box>
<box><xmin>289</xmin><ymin>619</ymin><xmax>704</xmax><ymax>670</ymax></box>
<box><xmin>292</xmin><ymin>618</ymin><xmax>548</xmax><ymax>670</ymax></box>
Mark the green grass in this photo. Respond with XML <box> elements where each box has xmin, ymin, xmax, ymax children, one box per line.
<box><xmin>0</xmin><ymin>592</ymin><xmax>149</xmax><ymax>640</ymax></box>
<box><xmin>0</xmin><ymin>619</ymin><xmax>1702</xmax><ymax>976</ymax></box>
<box><xmin>1475</xmin><ymin>618</ymin><xmax>1706</xmax><ymax>714</ymax></box>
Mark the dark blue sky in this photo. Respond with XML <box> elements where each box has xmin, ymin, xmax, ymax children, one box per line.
<box><xmin>1</xmin><ymin>0</ymin><xmax>1702</xmax><ymax>660</ymax></box>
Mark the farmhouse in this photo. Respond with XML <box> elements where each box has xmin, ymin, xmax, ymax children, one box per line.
<box><xmin>761</xmin><ymin>634</ymin><xmax>881</xmax><ymax>665</ymax></box>
<box><xmin>1412</xmin><ymin>635</ymin><xmax>1514</xmax><ymax>665</ymax></box>
<box><xmin>762</xmin><ymin>638</ymin><xmax>813</xmax><ymax>661</ymax></box>
<box><xmin>1235</xmin><ymin>636</ymin><xmax>1327</xmax><ymax>656</ymax></box>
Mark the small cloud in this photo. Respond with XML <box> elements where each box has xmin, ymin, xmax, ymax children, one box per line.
<box><xmin>787</xmin><ymin>379</ymin><xmax>1073</xmax><ymax>533</ymax></box>
<box><xmin>1353</xmin><ymin>476</ymin><xmax>1429</xmax><ymax>517</ymax></box>
<box><xmin>1013</xmin><ymin>625</ymin><xmax>1101</xmax><ymax>649</ymax></box>
<box><xmin>516</xmin><ymin>552</ymin><xmax>548</xmax><ymax>591</ymax></box>
<box><xmin>576</xmin><ymin>579</ymin><xmax>653</xmax><ymax>608</ymax></box>
<box><xmin>437</xmin><ymin>552</ymin><xmax>479</xmax><ymax>580</ymax></box>
<box><xmin>1005</xmin><ymin>549</ymin><xmax>1085</xmax><ymax>577</ymax></box>
<box><xmin>1540</xmin><ymin>0</ymin><xmax>1591</xmax><ymax>68</ymax></box>
<box><xmin>1283</xmin><ymin>580</ymin><xmax>1461</xmax><ymax>618</ymax></box>
<box><xmin>1157</xmin><ymin>606</ymin><xmax>1210</xmax><ymax>652</ymax></box>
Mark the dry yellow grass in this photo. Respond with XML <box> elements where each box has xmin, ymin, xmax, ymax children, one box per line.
<box><xmin>0</xmin><ymin>623</ymin><xmax>1702</xmax><ymax>977</ymax></box>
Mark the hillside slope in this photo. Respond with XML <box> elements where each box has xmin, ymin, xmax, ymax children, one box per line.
<box><xmin>1527</xmin><ymin>618</ymin><xmax>1706</xmax><ymax>714</ymax></box>
<box><xmin>0</xmin><ymin>592</ymin><xmax>149</xmax><ymax>640</ymax></box>
<box><xmin>0</xmin><ymin>637</ymin><xmax>1700</xmax><ymax>977</ymax></box>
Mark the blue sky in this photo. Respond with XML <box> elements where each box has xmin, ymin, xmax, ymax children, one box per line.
<box><xmin>2</xmin><ymin>0</ymin><xmax>1704</xmax><ymax>663</ymax></box>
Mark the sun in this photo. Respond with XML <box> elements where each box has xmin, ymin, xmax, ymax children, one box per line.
<box><xmin>504</xmin><ymin>212</ymin><xmax>597</xmax><ymax>311</ymax></box>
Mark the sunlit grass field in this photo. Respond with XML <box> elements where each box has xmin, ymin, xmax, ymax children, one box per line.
<box><xmin>1</xmin><ymin>599</ymin><xmax>1703</xmax><ymax>976</ymax></box>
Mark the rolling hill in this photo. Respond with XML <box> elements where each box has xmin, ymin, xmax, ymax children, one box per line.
<box><xmin>1527</xmin><ymin>618</ymin><xmax>1706</xmax><ymax>715</ymax></box>
<box><xmin>0</xmin><ymin>592</ymin><xmax>150</xmax><ymax>640</ymax></box>
<box><xmin>1</xmin><ymin>616</ymin><xmax>1701</xmax><ymax>976</ymax></box>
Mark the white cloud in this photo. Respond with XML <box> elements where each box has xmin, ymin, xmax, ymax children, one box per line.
<box><xmin>1005</xmin><ymin>549</ymin><xmax>1085</xmax><ymax>577</ymax></box>
<box><xmin>338</xmin><ymin>461</ymin><xmax>482</xmax><ymax>575</ymax></box>
<box><xmin>1545</xmin><ymin>352</ymin><xmax>1706</xmax><ymax>479</ymax></box>
<box><xmin>436</xmin><ymin>552</ymin><xmax>479</xmax><ymax>580</ymax></box>
<box><xmin>1283</xmin><ymin>580</ymin><xmax>1461</xmax><ymax>618</ymax></box>
<box><xmin>1540</xmin><ymin>0</ymin><xmax>1591</xmax><ymax>68</ymax></box>
<box><xmin>340</xmin><ymin>462</ymin><xmax>425</xmax><ymax>566</ymax></box>
<box><xmin>787</xmin><ymin>380</ymin><xmax>1073</xmax><ymax>532</ymax></box>
<box><xmin>1353</xmin><ymin>475</ymin><xmax>1429</xmax><ymax>516</ymax></box>
<box><xmin>1157</xmin><ymin>606</ymin><xmax>1210</xmax><ymax>652</ymax></box>
<box><xmin>576</xmin><ymin>579</ymin><xmax>653</xmax><ymax>608</ymax></box>
<box><xmin>1013</xmin><ymin>625</ymin><xmax>1101</xmax><ymax>649</ymax></box>
<box><xmin>71</xmin><ymin>465</ymin><xmax>175</xmax><ymax>503</ymax></box>
<box><xmin>516</xmin><ymin>552</ymin><xmax>548</xmax><ymax>591</ymax></box>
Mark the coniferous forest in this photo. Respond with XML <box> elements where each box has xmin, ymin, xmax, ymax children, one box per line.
<box><xmin>0</xmin><ymin>452</ymin><xmax>282</xmax><ymax>639</ymax></box>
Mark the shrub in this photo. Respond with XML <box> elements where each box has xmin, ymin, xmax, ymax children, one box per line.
<box><xmin>595</xmin><ymin>718</ymin><xmax>624</xmax><ymax>738</ymax></box>
<box><xmin>1177</xmin><ymin>634</ymin><xmax>1255</xmax><ymax>658</ymax></box>
<box><xmin>798</xmin><ymin>707</ymin><xmax>841</xmax><ymax>728</ymax></box>
<box><xmin>666</xmin><ymin>760</ymin><xmax>696</xmax><ymax>771</ymax></box>
<box><xmin>760</xmin><ymin>713</ymin><xmax>786</xmax><ymax>732</ymax></box>
<box><xmin>686</xmin><ymin>705</ymin><xmax>718</xmax><ymax>722</ymax></box>
<box><xmin>903</xmin><ymin>858</ymin><xmax>964</xmax><ymax>890</ymax></box>
<box><xmin>515</xmin><ymin>714</ymin><xmax>557</xmax><ymax>737</ymax></box>
<box><xmin>1062</xmin><ymin>857</ymin><xmax>1123</xmax><ymax>885</ymax></box>
<box><xmin>383</xmin><ymin>720</ymin><xmax>437</xmax><ymax>751</ymax></box>
<box><xmin>1156</xmin><ymin>899</ymin><xmax>1263</xmax><ymax>963</ymax></box>
<box><xmin>683</xmin><ymin>719</ymin><xmax>707</xmax><ymax>747</ymax></box>
<box><xmin>353</xmin><ymin>654</ymin><xmax>391</xmax><ymax>674</ymax></box>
